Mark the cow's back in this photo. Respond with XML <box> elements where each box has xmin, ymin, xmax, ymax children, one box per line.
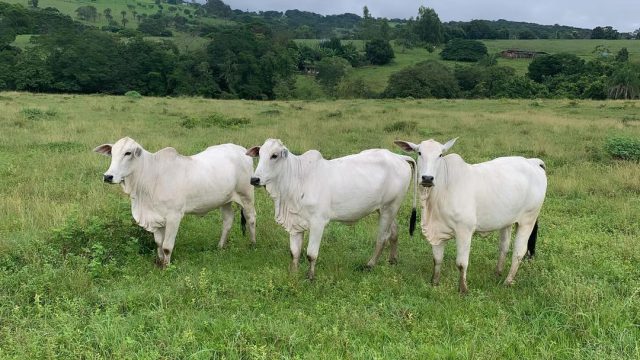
<box><xmin>470</xmin><ymin>156</ymin><xmax>547</xmax><ymax>230</ymax></box>
<box><xmin>172</xmin><ymin>144</ymin><xmax>252</xmax><ymax>214</ymax></box>
<box><xmin>320</xmin><ymin>149</ymin><xmax>412</xmax><ymax>221</ymax></box>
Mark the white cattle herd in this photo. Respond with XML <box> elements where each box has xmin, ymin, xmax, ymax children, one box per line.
<box><xmin>95</xmin><ymin>136</ymin><xmax>547</xmax><ymax>293</ymax></box>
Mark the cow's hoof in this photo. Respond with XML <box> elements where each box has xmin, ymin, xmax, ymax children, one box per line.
<box><xmin>504</xmin><ymin>279</ymin><xmax>515</xmax><ymax>286</ymax></box>
<box><xmin>459</xmin><ymin>285</ymin><xmax>469</xmax><ymax>295</ymax></box>
<box><xmin>495</xmin><ymin>270</ymin><xmax>503</xmax><ymax>277</ymax></box>
<box><xmin>388</xmin><ymin>258</ymin><xmax>398</xmax><ymax>265</ymax></box>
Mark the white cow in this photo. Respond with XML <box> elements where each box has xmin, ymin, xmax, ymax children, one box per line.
<box><xmin>395</xmin><ymin>138</ymin><xmax>547</xmax><ymax>293</ymax></box>
<box><xmin>246</xmin><ymin>139</ymin><xmax>417</xmax><ymax>280</ymax></box>
<box><xmin>94</xmin><ymin>137</ymin><xmax>257</xmax><ymax>267</ymax></box>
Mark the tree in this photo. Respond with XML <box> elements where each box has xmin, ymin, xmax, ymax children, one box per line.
<box><xmin>414</xmin><ymin>6</ymin><xmax>444</xmax><ymax>45</ymax></box>
<box><xmin>316</xmin><ymin>56</ymin><xmax>351</xmax><ymax>95</ymax></box>
<box><xmin>464</xmin><ymin>20</ymin><xmax>496</xmax><ymax>39</ymax></box>
<box><xmin>527</xmin><ymin>53</ymin><xmax>585</xmax><ymax>83</ymax></box>
<box><xmin>75</xmin><ymin>6</ymin><xmax>98</xmax><ymax>21</ymax></box>
<box><xmin>29</xmin><ymin>0</ymin><xmax>39</xmax><ymax>8</ymax></box>
<box><xmin>122</xmin><ymin>18</ymin><xmax>129</xmax><ymax>27</ymax></box>
<box><xmin>608</xmin><ymin>63</ymin><xmax>640</xmax><ymax>99</ymax></box>
<box><xmin>365</xmin><ymin>39</ymin><xmax>394</xmax><ymax>65</ymax></box>
<box><xmin>383</xmin><ymin>60</ymin><xmax>459</xmax><ymax>98</ymax></box>
<box><xmin>518</xmin><ymin>30</ymin><xmax>536</xmax><ymax>39</ymax></box>
<box><xmin>103</xmin><ymin>8</ymin><xmax>112</xmax><ymax>20</ymax></box>
<box><xmin>591</xmin><ymin>26</ymin><xmax>619</xmax><ymax>39</ymax></box>
<box><xmin>121</xmin><ymin>10</ymin><xmax>127</xmax><ymax>20</ymax></box>
<box><xmin>204</xmin><ymin>0</ymin><xmax>232</xmax><ymax>18</ymax></box>
<box><xmin>615</xmin><ymin>48</ymin><xmax>629</xmax><ymax>62</ymax></box>
<box><xmin>0</xmin><ymin>20</ymin><xmax>16</xmax><ymax>48</ymax></box>
<box><xmin>440</xmin><ymin>39</ymin><xmax>488</xmax><ymax>62</ymax></box>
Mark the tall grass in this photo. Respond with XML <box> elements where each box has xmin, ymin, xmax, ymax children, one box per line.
<box><xmin>0</xmin><ymin>93</ymin><xmax>638</xmax><ymax>358</ymax></box>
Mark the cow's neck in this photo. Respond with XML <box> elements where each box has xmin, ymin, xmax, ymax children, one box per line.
<box><xmin>421</xmin><ymin>155</ymin><xmax>470</xmax><ymax>241</ymax></box>
<box><xmin>266</xmin><ymin>153</ymin><xmax>311</xmax><ymax>233</ymax></box>
<box><xmin>121</xmin><ymin>150</ymin><xmax>155</xmax><ymax>197</ymax></box>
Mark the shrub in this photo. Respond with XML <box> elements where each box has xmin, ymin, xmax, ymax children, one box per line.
<box><xmin>316</xmin><ymin>56</ymin><xmax>351</xmax><ymax>95</ymax></box>
<box><xmin>365</xmin><ymin>39</ymin><xmax>395</xmax><ymax>65</ymax></box>
<box><xmin>124</xmin><ymin>90</ymin><xmax>142</xmax><ymax>99</ymax></box>
<box><xmin>20</xmin><ymin>107</ymin><xmax>56</xmax><ymax>120</ymax></box>
<box><xmin>336</xmin><ymin>78</ymin><xmax>374</xmax><ymax>99</ymax></box>
<box><xmin>440</xmin><ymin>39</ymin><xmax>488</xmax><ymax>62</ymax></box>
<box><xmin>384</xmin><ymin>60</ymin><xmax>459</xmax><ymax>98</ymax></box>
<box><xmin>181</xmin><ymin>113</ymin><xmax>250</xmax><ymax>129</ymax></box>
<box><xmin>605</xmin><ymin>137</ymin><xmax>640</xmax><ymax>161</ymax></box>
<box><xmin>52</xmin><ymin>211</ymin><xmax>153</xmax><ymax>277</ymax></box>
<box><xmin>527</xmin><ymin>53</ymin><xmax>585</xmax><ymax>83</ymax></box>
<box><xmin>383</xmin><ymin>120</ymin><xmax>418</xmax><ymax>133</ymax></box>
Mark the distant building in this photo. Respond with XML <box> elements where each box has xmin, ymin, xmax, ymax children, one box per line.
<box><xmin>500</xmin><ymin>49</ymin><xmax>549</xmax><ymax>59</ymax></box>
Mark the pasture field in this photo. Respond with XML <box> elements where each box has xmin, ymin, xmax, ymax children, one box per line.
<box><xmin>296</xmin><ymin>39</ymin><xmax>640</xmax><ymax>92</ymax></box>
<box><xmin>0</xmin><ymin>92</ymin><xmax>639</xmax><ymax>358</ymax></box>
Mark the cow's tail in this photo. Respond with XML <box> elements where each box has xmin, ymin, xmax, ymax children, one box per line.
<box><xmin>526</xmin><ymin>221</ymin><xmax>538</xmax><ymax>258</ymax></box>
<box><xmin>400</xmin><ymin>155</ymin><xmax>418</xmax><ymax>237</ymax></box>
<box><xmin>240</xmin><ymin>208</ymin><xmax>247</xmax><ymax>236</ymax></box>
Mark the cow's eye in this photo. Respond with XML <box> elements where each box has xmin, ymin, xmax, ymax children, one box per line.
<box><xmin>417</xmin><ymin>151</ymin><xmax>421</xmax><ymax>156</ymax></box>
<box><xmin>439</xmin><ymin>154</ymin><xmax>443</xmax><ymax>158</ymax></box>
<box><xmin>270</xmin><ymin>154</ymin><xmax>278</xmax><ymax>159</ymax></box>
<box><xmin>124</xmin><ymin>151</ymin><xmax>132</xmax><ymax>156</ymax></box>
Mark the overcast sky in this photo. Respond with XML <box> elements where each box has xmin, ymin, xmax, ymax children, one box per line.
<box><xmin>222</xmin><ymin>0</ymin><xmax>639</xmax><ymax>32</ymax></box>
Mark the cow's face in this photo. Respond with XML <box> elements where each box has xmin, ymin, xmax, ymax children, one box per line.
<box><xmin>246</xmin><ymin>138</ymin><xmax>289</xmax><ymax>187</ymax></box>
<box><xmin>94</xmin><ymin>137</ymin><xmax>143</xmax><ymax>184</ymax></box>
<box><xmin>394</xmin><ymin>138</ymin><xmax>457</xmax><ymax>187</ymax></box>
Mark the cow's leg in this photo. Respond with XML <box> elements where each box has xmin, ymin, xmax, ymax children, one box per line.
<box><xmin>387</xmin><ymin>220</ymin><xmax>399</xmax><ymax>265</ymax></box>
<box><xmin>431</xmin><ymin>242</ymin><xmax>445</xmax><ymax>286</ymax></box>
<box><xmin>153</xmin><ymin>227</ymin><xmax>165</xmax><ymax>267</ymax></box>
<box><xmin>367</xmin><ymin>209</ymin><xmax>394</xmax><ymax>268</ymax></box>
<box><xmin>239</xmin><ymin>193</ymin><xmax>257</xmax><ymax>247</ymax></box>
<box><xmin>455</xmin><ymin>229</ymin><xmax>473</xmax><ymax>294</ymax></box>
<box><xmin>217</xmin><ymin>203</ymin><xmax>234</xmax><ymax>249</ymax></box>
<box><xmin>160</xmin><ymin>216</ymin><xmax>182</xmax><ymax>268</ymax></box>
<box><xmin>289</xmin><ymin>231</ymin><xmax>304</xmax><ymax>272</ymax></box>
<box><xmin>505</xmin><ymin>222</ymin><xmax>536</xmax><ymax>285</ymax></box>
<box><xmin>306</xmin><ymin>220</ymin><xmax>327</xmax><ymax>281</ymax></box>
<box><xmin>496</xmin><ymin>225</ymin><xmax>513</xmax><ymax>276</ymax></box>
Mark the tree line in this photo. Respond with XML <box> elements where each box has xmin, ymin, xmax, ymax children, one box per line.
<box><xmin>1</xmin><ymin>2</ymin><xmax>639</xmax><ymax>100</ymax></box>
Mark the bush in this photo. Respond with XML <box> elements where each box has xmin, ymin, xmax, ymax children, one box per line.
<box><xmin>527</xmin><ymin>53</ymin><xmax>585</xmax><ymax>82</ymax></box>
<box><xmin>181</xmin><ymin>113</ymin><xmax>250</xmax><ymax>129</ymax></box>
<box><xmin>336</xmin><ymin>78</ymin><xmax>374</xmax><ymax>99</ymax></box>
<box><xmin>52</xmin><ymin>211</ymin><xmax>153</xmax><ymax>277</ymax></box>
<box><xmin>124</xmin><ymin>90</ymin><xmax>142</xmax><ymax>99</ymax></box>
<box><xmin>384</xmin><ymin>60</ymin><xmax>459</xmax><ymax>98</ymax></box>
<box><xmin>316</xmin><ymin>56</ymin><xmax>351</xmax><ymax>95</ymax></box>
<box><xmin>605</xmin><ymin>137</ymin><xmax>640</xmax><ymax>161</ymax></box>
<box><xmin>440</xmin><ymin>39</ymin><xmax>488</xmax><ymax>62</ymax></box>
<box><xmin>365</xmin><ymin>39</ymin><xmax>395</xmax><ymax>65</ymax></box>
<box><xmin>383</xmin><ymin>120</ymin><xmax>418</xmax><ymax>133</ymax></box>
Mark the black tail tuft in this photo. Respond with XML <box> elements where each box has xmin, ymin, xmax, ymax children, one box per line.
<box><xmin>240</xmin><ymin>209</ymin><xmax>247</xmax><ymax>236</ymax></box>
<box><xmin>526</xmin><ymin>221</ymin><xmax>538</xmax><ymax>258</ymax></box>
<box><xmin>409</xmin><ymin>208</ymin><xmax>417</xmax><ymax>237</ymax></box>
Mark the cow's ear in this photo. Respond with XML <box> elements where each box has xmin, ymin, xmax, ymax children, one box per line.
<box><xmin>394</xmin><ymin>140</ymin><xmax>418</xmax><ymax>153</ymax></box>
<box><xmin>281</xmin><ymin>149</ymin><xmax>288</xmax><ymax>158</ymax></box>
<box><xmin>94</xmin><ymin>144</ymin><xmax>113</xmax><ymax>157</ymax></box>
<box><xmin>134</xmin><ymin>147</ymin><xmax>142</xmax><ymax>157</ymax></box>
<box><xmin>246</xmin><ymin>146</ymin><xmax>260</xmax><ymax>158</ymax></box>
<box><xmin>442</xmin><ymin>137</ymin><xmax>458</xmax><ymax>153</ymax></box>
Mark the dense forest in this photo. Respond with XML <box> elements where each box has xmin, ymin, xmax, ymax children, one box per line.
<box><xmin>0</xmin><ymin>0</ymin><xmax>639</xmax><ymax>99</ymax></box>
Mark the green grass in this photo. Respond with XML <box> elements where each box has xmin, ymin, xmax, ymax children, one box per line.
<box><xmin>0</xmin><ymin>92</ymin><xmax>639</xmax><ymax>358</ymax></box>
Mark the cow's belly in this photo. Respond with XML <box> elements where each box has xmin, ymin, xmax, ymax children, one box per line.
<box><xmin>184</xmin><ymin>191</ymin><xmax>232</xmax><ymax>215</ymax></box>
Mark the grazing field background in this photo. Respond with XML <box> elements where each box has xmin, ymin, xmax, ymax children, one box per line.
<box><xmin>0</xmin><ymin>92</ymin><xmax>639</xmax><ymax>358</ymax></box>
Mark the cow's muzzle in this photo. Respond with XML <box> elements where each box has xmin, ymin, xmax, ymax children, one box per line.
<box><xmin>250</xmin><ymin>177</ymin><xmax>261</xmax><ymax>186</ymax></box>
<box><xmin>421</xmin><ymin>175</ymin><xmax>434</xmax><ymax>187</ymax></box>
<box><xmin>103</xmin><ymin>174</ymin><xmax>114</xmax><ymax>183</ymax></box>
